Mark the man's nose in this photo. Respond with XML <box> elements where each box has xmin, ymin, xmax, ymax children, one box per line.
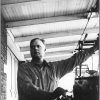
<box><xmin>34</xmin><ymin>46</ymin><xmax>38</xmax><ymax>50</ymax></box>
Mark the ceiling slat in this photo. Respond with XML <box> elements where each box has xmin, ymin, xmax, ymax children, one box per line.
<box><xmin>6</xmin><ymin>17</ymin><xmax>99</xmax><ymax>38</ymax></box>
<box><xmin>24</xmin><ymin>50</ymin><xmax>74</xmax><ymax>58</ymax></box>
<box><xmin>20</xmin><ymin>41</ymin><xmax>78</xmax><ymax>52</ymax></box>
<box><xmin>1</xmin><ymin>0</ymin><xmax>39</xmax><ymax>5</ymax></box>
<box><xmin>14</xmin><ymin>27</ymin><xmax>99</xmax><ymax>42</ymax></box>
<box><xmin>6</xmin><ymin>15</ymin><xmax>85</xmax><ymax>28</ymax></box>
<box><xmin>26</xmin><ymin>54</ymin><xmax>73</xmax><ymax>62</ymax></box>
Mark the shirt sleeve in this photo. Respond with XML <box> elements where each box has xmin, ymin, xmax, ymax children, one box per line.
<box><xmin>52</xmin><ymin>44</ymin><xmax>98</xmax><ymax>78</ymax></box>
<box><xmin>17</xmin><ymin>64</ymin><xmax>52</xmax><ymax>100</ymax></box>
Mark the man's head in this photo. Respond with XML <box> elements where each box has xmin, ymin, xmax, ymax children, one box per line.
<box><xmin>30</xmin><ymin>38</ymin><xmax>46</xmax><ymax>61</ymax></box>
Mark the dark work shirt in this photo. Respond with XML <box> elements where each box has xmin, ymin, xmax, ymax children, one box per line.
<box><xmin>17</xmin><ymin>46</ymin><xmax>98</xmax><ymax>100</ymax></box>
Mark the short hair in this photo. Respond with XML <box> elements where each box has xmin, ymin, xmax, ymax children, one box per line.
<box><xmin>30</xmin><ymin>38</ymin><xmax>46</xmax><ymax>48</ymax></box>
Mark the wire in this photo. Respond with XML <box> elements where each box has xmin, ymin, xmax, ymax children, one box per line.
<box><xmin>75</xmin><ymin>12</ymin><xmax>92</xmax><ymax>52</ymax></box>
<box><xmin>92</xmin><ymin>55</ymin><xmax>93</xmax><ymax>70</ymax></box>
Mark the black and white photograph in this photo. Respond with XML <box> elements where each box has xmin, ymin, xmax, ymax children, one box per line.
<box><xmin>0</xmin><ymin>0</ymin><xmax>99</xmax><ymax>100</ymax></box>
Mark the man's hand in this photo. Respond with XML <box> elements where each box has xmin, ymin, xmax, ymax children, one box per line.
<box><xmin>51</xmin><ymin>87</ymin><xmax>67</xmax><ymax>99</ymax></box>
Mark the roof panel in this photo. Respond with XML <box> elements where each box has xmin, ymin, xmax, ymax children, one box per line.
<box><xmin>2</xmin><ymin>0</ymin><xmax>97</xmax><ymax>21</ymax></box>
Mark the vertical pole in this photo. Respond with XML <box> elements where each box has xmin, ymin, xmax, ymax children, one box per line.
<box><xmin>0</xmin><ymin>0</ymin><xmax>1</xmax><ymax>99</ymax></box>
<box><xmin>78</xmin><ymin>41</ymin><xmax>82</xmax><ymax>77</ymax></box>
<box><xmin>79</xmin><ymin>65</ymin><xmax>81</xmax><ymax>77</ymax></box>
<box><xmin>75</xmin><ymin>67</ymin><xmax>77</xmax><ymax>78</ymax></box>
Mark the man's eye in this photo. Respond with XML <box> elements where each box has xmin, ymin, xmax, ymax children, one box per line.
<box><xmin>37</xmin><ymin>45</ymin><xmax>41</xmax><ymax>48</ymax></box>
<box><xmin>31</xmin><ymin>45</ymin><xmax>41</xmax><ymax>49</ymax></box>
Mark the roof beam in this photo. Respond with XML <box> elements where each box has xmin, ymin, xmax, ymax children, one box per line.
<box><xmin>25</xmin><ymin>50</ymin><xmax>99</xmax><ymax>62</ymax></box>
<box><xmin>1</xmin><ymin>0</ymin><xmax>39</xmax><ymax>5</ymax></box>
<box><xmin>45</xmin><ymin>54</ymin><xmax>73</xmax><ymax>62</ymax></box>
<box><xmin>25</xmin><ymin>54</ymin><xmax>73</xmax><ymax>62</ymax></box>
<box><xmin>20</xmin><ymin>41</ymin><xmax>78</xmax><ymax>52</ymax></box>
<box><xmin>15</xmin><ymin>31</ymin><xmax>80</xmax><ymax>42</ymax></box>
<box><xmin>6</xmin><ymin>15</ymin><xmax>85</xmax><ymax>28</ymax></box>
<box><xmin>24</xmin><ymin>50</ymin><xmax>74</xmax><ymax>58</ymax></box>
<box><xmin>14</xmin><ymin>27</ymin><xmax>99</xmax><ymax>42</ymax></box>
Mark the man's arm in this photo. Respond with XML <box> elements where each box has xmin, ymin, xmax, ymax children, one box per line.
<box><xmin>53</xmin><ymin>37</ymin><xmax>99</xmax><ymax>78</ymax></box>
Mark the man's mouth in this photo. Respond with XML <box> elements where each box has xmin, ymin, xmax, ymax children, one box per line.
<box><xmin>34</xmin><ymin>52</ymin><xmax>40</xmax><ymax>54</ymax></box>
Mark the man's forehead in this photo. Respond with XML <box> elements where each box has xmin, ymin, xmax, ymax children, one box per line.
<box><xmin>31</xmin><ymin>39</ymin><xmax>45</xmax><ymax>46</ymax></box>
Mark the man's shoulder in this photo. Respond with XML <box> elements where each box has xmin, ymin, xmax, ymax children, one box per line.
<box><xmin>19</xmin><ymin>61</ymin><xmax>31</xmax><ymax>69</ymax></box>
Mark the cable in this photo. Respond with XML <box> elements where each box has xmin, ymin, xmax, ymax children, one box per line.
<box><xmin>75</xmin><ymin>12</ymin><xmax>92</xmax><ymax>52</ymax></box>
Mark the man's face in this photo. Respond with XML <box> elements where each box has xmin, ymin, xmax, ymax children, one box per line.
<box><xmin>30</xmin><ymin>39</ymin><xmax>46</xmax><ymax>59</ymax></box>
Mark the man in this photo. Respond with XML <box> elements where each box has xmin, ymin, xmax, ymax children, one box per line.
<box><xmin>17</xmin><ymin>37</ymin><xmax>99</xmax><ymax>100</ymax></box>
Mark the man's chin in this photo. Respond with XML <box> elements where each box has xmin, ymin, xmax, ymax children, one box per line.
<box><xmin>32</xmin><ymin>55</ymin><xmax>41</xmax><ymax>59</ymax></box>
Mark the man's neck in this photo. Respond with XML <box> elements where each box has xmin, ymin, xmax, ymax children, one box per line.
<box><xmin>32</xmin><ymin>57</ymin><xmax>43</xmax><ymax>64</ymax></box>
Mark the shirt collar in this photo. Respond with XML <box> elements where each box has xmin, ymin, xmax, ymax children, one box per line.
<box><xmin>31</xmin><ymin>59</ymin><xmax>50</xmax><ymax>68</ymax></box>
